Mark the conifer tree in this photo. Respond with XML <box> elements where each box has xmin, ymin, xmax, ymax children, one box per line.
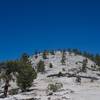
<box><xmin>37</xmin><ymin>60</ymin><xmax>45</xmax><ymax>73</ymax></box>
<box><xmin>0</xmin><ymin>61</ymin><xmax>18</xmax><ymax>97</ymax></box>
<box><xmin>94</xmin><ymin>54</ymin><xmax>100</xmax><ymax>66</ymax></box>
<box><xmin>61</xmin><ymin>50</ymin><xmax>66</xmax><ymax>65</ymax></box>
<box><xmin>81</xmin><ymin>59</ymin><xmax>88</xmax><ymax>73</ymax></box>
<box><xmin>17</xmin><ymin>53</ymin><xmax>37</xmax><ymax>92</ymax></box>
<box><xmin>42</xmin><ymin>51</ymin><xmax>48</xmax><ymax>59</ymax></box>
<box><xmin>17</xmin><ymin>63</ymin><xmax>37</xmax><ymax>92</ymax></box>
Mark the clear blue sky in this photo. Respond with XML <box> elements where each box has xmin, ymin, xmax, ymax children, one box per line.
<box><xmin>0</xmin><ymin>0</ymin><xmax>100</xmax><ymax>61</ymax></box>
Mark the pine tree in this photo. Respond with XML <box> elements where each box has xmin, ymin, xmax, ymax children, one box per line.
<box><xmin>17</xmin><ymin>64</ymin><xmax>37</xmax><ymax>92</ymax></box>
<box><xmin>0</xmin><ymin>61</ymin><xmax>18</xmax><ymax>97</ymax></box>
<box><xmin>37</xmin><ymin>60</ymin><xmax>45</xmax><ymax>73</ymax></box>
<box><xmin>42</xmin><ymin>51</ymin><xmax>48</xmax><ymax>59</ymax></box>
<box><xmin>94</xmin><ymin>54</ymin><xmax>100</xmax><ymax>66</ymax></box>
<box><xmin>61</xmin><ymin>51</ymin><xmax>66</xmax><ymax>65</ymax></box>
<box><xmin>20</xmin><ymin>53</ymin><xmax>30</xmax><ymax>64</ymax></box>
<box><xmin>81</xmin><ymin>59</ymin><xmax>88</xmax><ymax>73</ymax></box>
<box><xmin>17</xmin><ymin>53</ymin><xmax>37</xmax><ymax>92</ymax></box>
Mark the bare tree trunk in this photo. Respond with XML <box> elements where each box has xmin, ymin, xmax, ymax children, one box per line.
<box><xmin>4</xmin><ymin>80</ymin><xmax>9</xmax><ymax>97</ymax></box>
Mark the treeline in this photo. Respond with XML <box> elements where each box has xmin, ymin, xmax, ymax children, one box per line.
<box><xmin>39</xmin><ymin>48</ymin><xmax>100</xmax><ymax>66</ymax></box>
<box><xmin>66</xmin><ymin>48</ymin><xmax>100</xmax><ymax>66</ymax></box>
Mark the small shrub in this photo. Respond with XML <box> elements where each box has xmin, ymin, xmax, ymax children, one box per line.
<box><xmin>76</xmin><ymin>76</ymin><xmax>81</xmax><ymax>83</ymax></box>
<box><xmin>91</xmin><ymin>64</ymin><xmax>96</xmax><ymax>70</ymax></box>
<box><xmin>49</xmin><ymin>63</ymin><xmax>53</xmax><ymax>68</ymax></box>
<box><xmin>48</xmin><ymin>84</ymin><xmax>58</xmax><ymax>92</ymax></box>
<box><xmin>76</xmin><ymin>62</ymin><xmax>78</xmax><ymax>64</ymax></box>
<box><xmin>48</xmin><ymin>97</ymin><xmax>51</xmax><ymax>100</ymax></box>
<box><xmin>55</xmin><ymin>82</ymin><xmax>63</xmax><ymax>89</ymax></box>
<box><xmin>47</xmin><ymin>83</ymin><xmax>63</xmax><ymax>92</ymax></box>
<box><xmin>62</xmin><ymin>68</ymin><xmax>65</xmax><ymax>71</ymax></box>
<box><xmin>90</xmin><ymin>79</ymin><xmax>94</xmax><ymax>83</ymax></box>
<box><xmin>58</xmin><ymin>71</ymin><xmax>63</xmax><ymax>77</ymax></box>
<box><xmin>48</xmin><ymin>92</ymin><xmax>53</xmax><ymax>96</ymax></box>
<box><xmin>9</xmin><ymin>88</ymin><xmax>19</xmax><ymax>95</ymax></box>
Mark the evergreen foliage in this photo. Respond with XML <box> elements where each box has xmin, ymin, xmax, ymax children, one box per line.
<box><xmin>81</xmin><ymin>59</ymin><xmax>88</xmax><ymax>73</ymax></box>
<box><xmin>49</xmin><ymin>63</ymin><xmax>53</xmax><ymax>68</ymax></box>
<box><xmin>37</xmin><ymin>60</ymin><xmax>45</xmax><ymax>73</ymax></box>
<box><xmin>17</xmin><ymin>63</ymin><xmax>37</xmax><ymax>92</ymax></box>
<box><xmin>17</xmin><ymin>53</ymin><xmax>37</xmax><ymax>92</ymax></box>
<box><xmin>42</xmin><ymin>51</ymin><xmax>48</xmax><ymax>59</ymax></box>
<box><xmin>61</xmin><ymin>50</ymin><xmax>66</xmax><ymax>65</ymax></box>
<box><xmin>0</xmin><ymin>61</ymin><xmax>19</xmax><ymax>97</ymax></box>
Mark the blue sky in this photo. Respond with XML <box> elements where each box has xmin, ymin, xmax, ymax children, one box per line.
<box><xmin>0</xmin><ymin>0</ymin><xmax>100</xmax><ymax>61</ymax></box>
